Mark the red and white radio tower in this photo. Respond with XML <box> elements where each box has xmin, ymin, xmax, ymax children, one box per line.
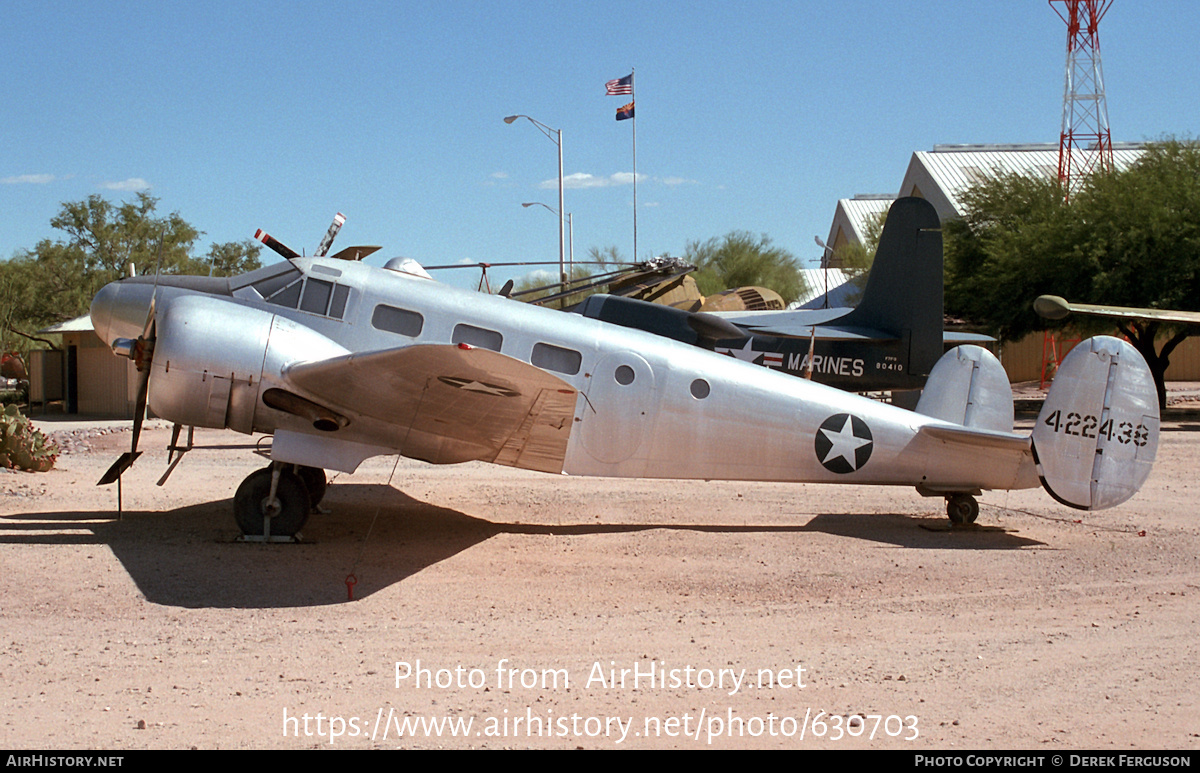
<box><xmin>1051</xmin><ymin>0</ymin><xmax>1114</xmax><ymax>200</ymax></box>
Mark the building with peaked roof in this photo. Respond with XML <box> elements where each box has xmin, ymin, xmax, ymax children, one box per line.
<box><xmin>34</xmin><ymin>316</ymin><xmax>135</xmax><ymax>417</ymax></box>
<box><xmin>824</xmin><ymin>195</ymin><xmax>894</xmax><ymax>268</ymax></box>
<box><xmin>896</xmin><ymin>142</ymin><xmax>1146</xmax><ymax>223</ymax></box>
<box><xmin>825</xmin><ymin>144</ymin><xmax>1148</xmax><ymax>256</ymax></box>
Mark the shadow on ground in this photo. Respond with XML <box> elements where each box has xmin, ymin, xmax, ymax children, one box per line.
<box><xmin>1</xmin><ymin>484</ymin><xmax>1044</xmax><ymax>608</ymax></box>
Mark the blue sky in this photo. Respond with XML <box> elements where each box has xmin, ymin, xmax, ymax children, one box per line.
<box><xmin>3</xmin><ymin>1</ymin><xmax>1197</xmax><ymax>290</ymax></box>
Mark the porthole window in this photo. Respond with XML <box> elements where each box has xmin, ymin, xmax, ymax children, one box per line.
<box><xmin>690</xmin><ymin>378</ymin><xmax>711</xmax><ymax>399</ymax></box>
<box><xmin>614</xmin><ymin>365</ymin><xmax>636</xmax><ymax>385</ymax></box>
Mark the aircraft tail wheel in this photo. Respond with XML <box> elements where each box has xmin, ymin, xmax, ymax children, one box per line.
<box><xmin>946</xmin><ymin>493</ymin><xmax>979</xmax><ymax>526</ymax></box>
<box><xmin>295</xmin><ymin>466</ymin><xmax>327</xmax><ymax>510</ymax></box>
<box><xmin>234</xmin><ymin>467</ymin><xmax>311</xmax><ymax>537</ymax></box>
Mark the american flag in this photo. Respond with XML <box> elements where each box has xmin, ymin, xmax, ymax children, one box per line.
<box><xmin>605</xmin><ymin>73</ymin><xmax>633</xmax><ymax>95</ymax></box>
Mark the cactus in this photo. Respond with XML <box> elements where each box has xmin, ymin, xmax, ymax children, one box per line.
<box><xmin>0</xmin><ymin>404</ymin><xmax>58</xmax><ymax>472</ymax></box>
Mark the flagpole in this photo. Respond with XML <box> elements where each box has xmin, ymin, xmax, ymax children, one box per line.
<box><xmin>631</xmin><ymin>68</ymin><xmax>637</xmax><ymax>263</ymax></box>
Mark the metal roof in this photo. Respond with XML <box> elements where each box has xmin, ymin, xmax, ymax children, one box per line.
<box><xmin>37</xmin><ymin>315</ymin><xmax>94</xmax><ymax>334</ymax></box>
<box><xmin>793</xmin><ymin>268</ymin><xmax>854</xmax><ymax>309</ymax></box>
<box><xmin>902</xmin><ymin>143</ymin><xmax>1146</xmax><ymax>219</ymax></box>
<box><xmin>835</xmin><ymin>196</ymin><xmax>894</xmax><ymax>243</ymax></box>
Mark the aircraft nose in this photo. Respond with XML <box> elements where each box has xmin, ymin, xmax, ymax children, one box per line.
<box><xmin>90</xmin><ymin>282</ymin><xmax>154</xmax><ymax>348</ymax></box>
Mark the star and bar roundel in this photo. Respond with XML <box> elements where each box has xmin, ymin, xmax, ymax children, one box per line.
<box><xmin>814</xmin><ymin>413</ymin><xmax>874</xmax><ymax>474</ymax></box>
<box><xmin>437</xmin><ymin>376</ymin><xmax>520</xmax><ymax>397</ymax></box>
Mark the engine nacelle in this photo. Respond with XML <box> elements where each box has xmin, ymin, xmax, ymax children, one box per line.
<box><xmin>148</xmin><ymin>295</ymin><xmax>348</xmax><ymax>433</ymax></box>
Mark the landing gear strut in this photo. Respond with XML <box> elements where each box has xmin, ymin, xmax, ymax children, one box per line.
<box><xmin>233</xmin><ymin>464</ymin><xmax>312</xmax><ymax>540</ymax></box>
<box><xmin>945</xmin><ymin>493</ymin><xmax>979</xmax><ymax>526</ymax></box>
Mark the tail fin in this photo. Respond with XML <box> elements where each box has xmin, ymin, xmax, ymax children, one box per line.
<box><xmin>836</xmin><ymin>197</ymin><xmax>944</xmax><ymax>377</ymax></box>
<box><xmin>1032</xmin><ymin>336</ymin><xmax>1159</xmax><ymax>510</ymax></box>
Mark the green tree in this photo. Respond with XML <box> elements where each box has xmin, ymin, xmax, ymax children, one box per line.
<box><xmin>683</xmin><ymin>231</ymin><xmax>806</xmax><ymax>304</ymax></box>
<box><xmin>944</xmin><ymin>140</ymin><xmax>1200</xmax><ymax>408</ymax></box>
<box><xmin>0</xmin><ymin>193</ymin><xmax>262</xmax><ymax>357</ymax></box>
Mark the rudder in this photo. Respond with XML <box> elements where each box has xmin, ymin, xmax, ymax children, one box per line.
<box><xmin>835</xmin><ymin>197</ymin><xmax>943</xmax><ymax>379</ymax></box>
<box><xmin>1032</xmin><ymin>336</ymin><xmax>1159</xmax><ymax>510</ymax></box>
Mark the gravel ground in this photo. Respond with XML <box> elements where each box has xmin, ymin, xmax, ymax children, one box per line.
<box><xmin>2</xmin><ymin>417</ymin><xmax>1198</xmax><ymax>749</ymax></box>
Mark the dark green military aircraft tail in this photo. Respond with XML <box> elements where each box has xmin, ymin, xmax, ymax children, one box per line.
<box><xmin>576</xmin><ymin>197</ymin><xmax>954</xmax><ymax>392</ymax></box>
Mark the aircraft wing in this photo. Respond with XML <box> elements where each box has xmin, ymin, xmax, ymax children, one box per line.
<box><xmin>1034</xmin><ymin>295</ymin><xmax>1200</xmax><ymax>326</ymax></box>
<box><xmin>721</xmin><ymin>313</ymin><xmax>995</xmax><ymax>345</ymax></box>
<box><xmin>284</xmin><ymin>344</ymin><xmax>578</xmax><ymax>472</ymax></box>
<box><xmin>714</xmin><ymin>308</ymin><xmax>878</xmax><ymax>338</ymax></box>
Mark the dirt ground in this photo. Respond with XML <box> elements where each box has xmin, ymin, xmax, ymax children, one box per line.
<box><xmin>2</xmin><ymin>414</ymin><xmax>1198</xmax><ymax>750</ymax></box>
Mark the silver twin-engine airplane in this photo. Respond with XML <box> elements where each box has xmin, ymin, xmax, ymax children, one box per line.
<box><xmin>89</xmin><ymin>215</ymin><xmax>1161</xmax><ymax>539</ymax></box>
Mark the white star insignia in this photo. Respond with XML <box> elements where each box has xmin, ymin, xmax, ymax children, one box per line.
<box><xmin>819</xmin><ymin>415</ymin><xmax>872</xmax><ymax>471</ymax></box>
<box><xmin>716</xmin><ymin>339</ymin><xmax>760</xmax><ymax>364</ymax></box>
<box><xmin>457</xmin><ymin>380</ymin><xmax>511</xmax><ymax>396</ymax></box>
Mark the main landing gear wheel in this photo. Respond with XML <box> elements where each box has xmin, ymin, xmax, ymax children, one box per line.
<box><xmin>946</xmin><ymin>493</ymin><xmax>980</xmax><ymax>526</ymax></box>
<box><xmin>234</xmin><ymin>466</ymin><xmax>311</xmax><ymax>538</ymax></box>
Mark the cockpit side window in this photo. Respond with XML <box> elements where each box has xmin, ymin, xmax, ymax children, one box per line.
<box><xmin>266</xmin><ymin>279</ymin><xmax>303</xmax><ymax>309</ymax></box>
<box><xmin>300</xmin><ymin>278</ymin><xmax>334</xmax><ymax>315</ymax></box>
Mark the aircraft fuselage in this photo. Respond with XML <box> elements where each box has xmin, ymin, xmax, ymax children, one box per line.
<box><xmin>91</xmin><ymin>257</ymin><xmax>1038</xmax><ymax>496</ymax></box>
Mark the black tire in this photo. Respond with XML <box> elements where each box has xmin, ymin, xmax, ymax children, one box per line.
<box><xmin>946</xmin><ymin>494</ymin><xmax>979</xmax><ymax>525</ymax></box>
<box><xmin>233</xmin><ymin>467</ymin><xmax>311</xmax><ymax>537</ymax></box>
<box><xmin>295</xmin><ymin>466</ymin><xmax>327</xmax><ymax>509</ymax></box>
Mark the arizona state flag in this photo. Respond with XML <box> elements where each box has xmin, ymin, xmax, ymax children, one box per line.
<box><xmin>615</xmin><ymin>101</ymin><xmax>634</xmax><ymax>121</ymax></box>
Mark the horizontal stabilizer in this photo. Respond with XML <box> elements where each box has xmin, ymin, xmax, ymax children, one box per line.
<box><xmin>917</xmin><ymin>423</ymin><xmax>1030</xmax><ymax>453</ymax></box>
<box><xmin>916</xmin><ymin>345</ymin><xmax>1013</xmax><ymax>433</ymax></box>
<box><xmin>1032</xmin><ymin>336</ymin><xmax>1159</xmax><ymax>510</ymax></box>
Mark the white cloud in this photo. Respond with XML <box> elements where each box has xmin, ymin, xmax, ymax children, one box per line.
<box><xmin>658</xmin><ymin>176</ymin><xmax>697</xmax><ymax>186</ymax></box>
<box><xmin>102</xmin><ymin>178</ymin><xmax>150</xmax><ymax>191</ymax></box>
<box><xmin>491</xmin><ymin>171</ymin><xmax>509</xmax><ymax>179</ymax></box>
<box><xmin>1</xmin><ymin>174</ymin><xmax>55</xmax><ymax>184</ymax></box>
<box><xmin>541</xmin><ymin>172</ymin><xmax>646</xmax><ymax>190</ymax></box>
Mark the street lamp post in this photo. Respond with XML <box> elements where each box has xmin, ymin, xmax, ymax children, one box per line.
<box><xmin>814</xmin><ymin>235</ymin><xmax>833</xmax><ymax>309</ymax></box>
<box><xmin>522</xmin><ymin>202</ymin><xmax>573</xmax><ymax>277</ymax></box>
<box><xmin>504</xmin><ymin>115</ymin><xmax>566</xmax><ymax>293</ymax></box>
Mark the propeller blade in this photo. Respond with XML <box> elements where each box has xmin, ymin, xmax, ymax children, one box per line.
<box><xmin>145</xmin><ymin>230</ymin><xmax>165</xmax><ymax>331</ymax></box>
<box><xmin>98</xmin><ymin>320</ymin><xmax>155</xmax><ymax>487</ymax></box>
<box><xmin>130</xmin><ymin>357</ymin><xmax>150</xmax><ymax>456</ymax></box>
<box><xmin>254</xmin><ymin>229</ymin><xmax>300</xmax><ymax>260</ymax></box>
<box><xmin>98</xmin><ymin>233</ymin><xmax>163</xmax><ymax>492</ymax></box>
<box><xmin>315</xmin><ymin>212</ymin><xmax>346</xmax><ymax>257</ymax></box>
<box><xmin>97</xmin><ymin>451</ymin><xmax>143</xmax><ymax>486</ymax></box>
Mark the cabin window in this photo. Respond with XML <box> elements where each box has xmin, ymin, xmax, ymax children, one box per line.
<box><xmin>614</xmin><ymin>365</ymin><xmax>635</xmax><ymax>385</ymax></box>
<box><xmin>690</xmin><ymin>379</ymin><xmax>710</xmax><ymax>399</ymax></box>
<box><xmin>531</xmin><ymin>343</ymin><xmax>582</xmax><ymax>375</ymax></box>
<box><xmin>452</xmin><ymin>323</ymin><xmax>503</xmax><ymax>352</ymax></box>
<box><xmin>372</xmin><ymin>304</ymin><xmax>424</xmax><ymax>337</ymax></box>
